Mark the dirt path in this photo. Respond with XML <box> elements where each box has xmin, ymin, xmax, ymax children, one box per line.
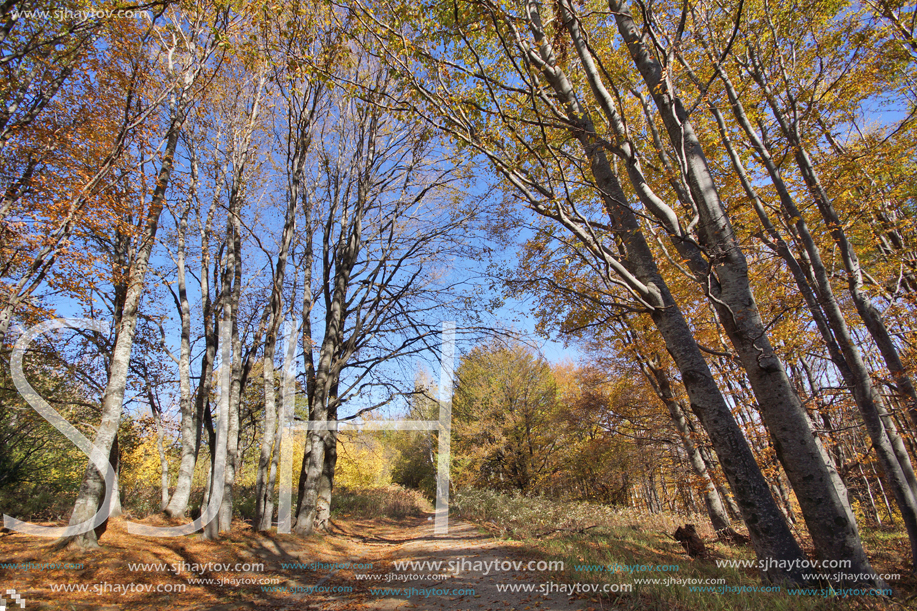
<box><xmin>308</xmin><ymin>516</ymin><xmax>590</xmax><ymax>610</ymax></box>
<box><xmin>0</xmin><ymin>514</ymin><xmax>595</xmax><ymax>611</ymax></box>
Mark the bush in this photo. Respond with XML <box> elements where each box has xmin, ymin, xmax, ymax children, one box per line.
<box><xmin>452</xmin><ymin>488</ymin><xmax>713</xmax><ymax>540</ymax></box>
<box><xmin>119</xmin><ymin>485</ymin><xmax>164</xmax><ymax>518</ymax></box>
<box><xmin>0</xmin><ymin>484</ymin><xmax>77</xmax><ymax>523</ymax></box>
<box><xmin>331</xmin><ymin>485</ymin><xmax>433</xmax><ymax>519</ymax></box>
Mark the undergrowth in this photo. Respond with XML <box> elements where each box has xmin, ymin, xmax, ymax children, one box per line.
<box><xmin>452</xmin><ymin>489</ymin><xmax>907</xmax><ymax>611</ymax></box>
<box><xmin>331</xmin><ymin>484</ymin><xmax>432</xmax><ymax>519</ymax></box>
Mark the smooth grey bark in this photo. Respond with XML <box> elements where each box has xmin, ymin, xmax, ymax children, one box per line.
<box><xmin>206</xmin><ymin>198</ymin><xmax>246</xmax><ymax>537</ymax></box>
<box><xmin>293</xmin><ymin>358</ymin><xmax>333</xmax><ymax>534</ymax></box>
<box><xmin>163</xmin><ymin>161</ymin><xmax>200</xmax><ymax>519</ymax></box>
<box><xmin>293</xmin><ymin>215</ymin><xmax>317</xmax><ymax>526</ymax></box>
<box><xmin>203</xmin><ymin>316</ymin><xmax>231</xmax><ymax>541</ymax></box>
<box><xmin>316</xmin><ymin>425</ymin><xmax>338</xmax><ymax>531</ymax></box>
<box><xmin>217</xmin><ymin>213</ymin><xmax>244</xmax><ymax>534</ymax></box>
<box><xmin>87</xmin><ymin>437</ymin><xmax>120</xmax><ymax>544</ymax></box>
<box><xmin>207</xmin><ymin>72</ymin><xmax>268</xmax><ymax>536</ymax></box>
<box><xmin>294</xmin><ymin>216</ymin><xmax>360</xmax><ymax>533</ymax></box>
<box><xmin>600</xmin><ymin>0</ymin><xmax>878</xmax><ymax>584</ymax></box>
<box><xmin>255</xmin><ymin>346</ymin><xmax>279</xmax><ymax>531</ymax></box>
<box><xmin>167</xmin><ymin>199</ymin><xmax>192</xmax><ymax>514</ymax></box>
<box><xmin>60</xmin><ymin>122</ymin><xmax>181</xmax><ymax>550</ymax></box>
<box><xmin>314</xmin><ymin>377</ymin><xmax>342</xmax><ymax>530</ymax></box>
<box><xmin>154</xmin><ymin>413</ymin><xmax>170</xmax><ymax>512</ymax></box>
<box><xmin>104</xmin><ymin>435</ymin><xmax>123</xmax><ymax>521</ymax></box>
<box><xmin>260</xmin><ymin>292</ymin><xmax>299</xmax><ymax>530</ymax></box>
<box><xmin>206</xmin><ymin>254</ymin><xmax>270</xmax><ymax>535</ymax></box>
<box><xmin>205</xmin><ymin>228</ymin><xmax>234</xmax><ymax>539</ymax></box>
<box><xmin>254</xmin><ymin>72</ymin><xmax>318</xmax><ymax>530</ymax></box>
<box><xmin>638</xmin><ymin>352</ymin><xmax>731</xmax><ymax>532</ymax></box>
<box><xmin>505</xmin><ymin>2</ymin><xmax>809</xmax><ymax>584</ymax></box>
<box><xmin>712</xmin><ymin>66</ymin><xmax>917</xmax><ymax>564</ymax></box>
<box><xmin>253</xmin><ymin>243</ymin><xmax>295</xmax><ymax>532</ymax></box>
<box><xmin>164</xmin><ymin>193</ymin><xmax>218</xmax><ymax>519</ymax></box>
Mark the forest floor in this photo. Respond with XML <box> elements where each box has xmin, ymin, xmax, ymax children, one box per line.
<box><xmin>0</xmin><ymin>513</ymin><xmax>589</xmax><ymax>611</ymax></box>
<box><xmin>1</xmin><ymin>504</ymin><xmax>915</xmax><ymax>611</ymax></box>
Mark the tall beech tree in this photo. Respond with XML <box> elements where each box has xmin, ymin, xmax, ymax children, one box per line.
<box><xmin>253</xmin><ymin>5</ymin><xmax>331</xmax><ymax>531</ymax></box>
<box><xmin>350</xmin><ymin>0</ymin><xmax>897</xmax><ymax>585</ymax></box>
<box><xmin>292</xmin><ymin>63</ymin><xmax>485</xmax><ymax>535</ymax></box>
<box><xmin>597</xmin><ymin>0</ymin><xmax>875</xmax><ymax>579</ymax></box>
<box><xmin>159</xmin><ymin>126</ymin><xmax>209</xmax><ymax>520</ymax></box>
<box><xmin>61</xmin><ymin>1</ymin><xmax>228</xmax><ymax>549</ymax></box>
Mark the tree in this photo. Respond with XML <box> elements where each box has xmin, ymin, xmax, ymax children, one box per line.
<box><xmin>452</xmin><ymin>342</ymin><xmax>563</xmax><ymax>494</ymax></box>
<box><xmin>204</xmin><ymin>48</ymin><xmax>270</xmax><ymax>539</ymax></box>
<box><xmin>0</xmin><ymin>7</ymin><xmax>171</xmax><ymax>341</ymax></box>
<box><xmin>291</xmin><ymin>61</ymin><xmax>486</xmax><ymax>534</ymax></box>
<box><xmin>352</xmin><ymin>0</ymin><xmax>815</xmax><ymax>584</ymax></box>
<box><xmin>61</xmin><ymin>0</ymin><xmax>229</xmax><ymax>549</ymax></box>
<box><xmin>253</xmin><ymin>4</ymin><xmax>331</xmax><ymax>530</ymax></box>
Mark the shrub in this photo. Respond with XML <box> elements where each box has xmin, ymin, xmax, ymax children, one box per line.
<box><xmin>331</xmin><ymin>485</ymin><xmax>433</xmax><ymax>519</ymax></box>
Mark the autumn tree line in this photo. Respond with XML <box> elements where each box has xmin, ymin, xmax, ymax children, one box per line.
<box><xmin>0</xmin><ymin>0</ymin><xmax>489</xmax><ymax>546</ymax></box>
<box><xmin>1</xmin><ymin>0</ymin><xmax>916</xmax><ymax>590</ymax></box>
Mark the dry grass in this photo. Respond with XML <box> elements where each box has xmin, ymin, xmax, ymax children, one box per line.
<box><xmin>452</xmin><ymin>489</ymin><xmax>917</xmax><ymax>611</ymax></box>
<box><xmin>331</xmin><ymin>485</ymin><xmax>433</xmax><ymax>519</ymax></box>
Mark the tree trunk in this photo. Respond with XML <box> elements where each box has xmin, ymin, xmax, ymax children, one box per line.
<box><xmin>59</xmin><ymin>122</ymin><xmax>180</xmax><ymax>549</ymax></box>
<box><xmin>254</xmin><ymin>129</ymin><xmax>300</xmax><ymax>529</ymax></box>
<box><xmin>149</xmin><ymin>386</ymin><xmax>170</xmax><ymax>512</ymax></box>
<box><xmin>316</xmin><ymin>429</ymin><xmax>337</xmax><ymax>531</ymax></box>
<box><xmin>255</xmin><ymin>355</ymin><xmax>279</xmax><ymax>530</ymax></box>
<box><xmin>604</xmin><ymin>0</ymin><xmax>879</xmax><ymax>584</ymax></box>
<box><xmin>203</xmin><ymin>319</ymin><xmax>231</xmax><ymax>541</ymax></box>
<box><xmin>639</xmin><ymin>351</ymin><xmax>731</xmax><ymax>532</ymax></box>
<box><xmin>513</xmin><ymin>2</ymin><xmax>809</xmax><ymax>584</ymax></box>
<box><xmin>107</xmin><ymin>435</ymin><xmax>122</xmax><ymax>520</ymax></box>
<box><xmin>294</xmin><ymin>154</ymin><xmax>364</xmax><ymax>535</ymax></box>
<box><xmin>90</xmin><ymin>437</ymin><xmax>121</xmax><ymax>543</ymax></box>
<box><xmin>164</xmin><ymin>181</ymin><xmax>215</xmax><ymax>519</ymax></box>
<box><xmin>715</xmin><ymin>67</ymin><xmax>917</xmax><ymax>566</ymax></box>
<box><xmin>315</xmin><ymin>380</ymin><xmax>340</xmax><ymax>531</ymax></box>
<box><xmin>294</xmin><ymin>356</ymin><xmax>334</xmax><ymax>534</ymax></box>
<box><xmin>218</xmin><ymin>221</ymin><xmax>244</xmax><ymax>534</ymax></box>
<box><xmin>749</xmin><ymin>53</ymin><xmax>917</xmax><ymax>433</ymax></box>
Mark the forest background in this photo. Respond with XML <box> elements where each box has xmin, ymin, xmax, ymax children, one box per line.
<box><xmin>1</xmin><ymin>0</ymin><xmax>917</xmax><ymax>603</ymax></box>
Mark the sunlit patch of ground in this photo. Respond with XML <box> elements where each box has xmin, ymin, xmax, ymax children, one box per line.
<box><xmin>2</xmin><ymin>496</ymin><xmax>915</xmax><ymax>611</ymax></box>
